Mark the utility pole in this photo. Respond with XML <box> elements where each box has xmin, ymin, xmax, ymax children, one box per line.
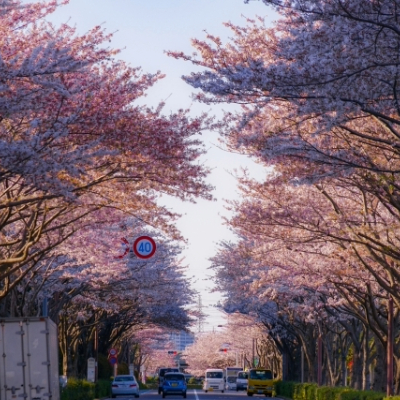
<box><xmin>387</xmin><ymin>296</ymin><xmax>394</xmax><ymax>396</ymax></box>
<box><xmin>252</xmin><ymin>338</ymin><xmax>256</xmax><ymax>367</ymax></box>
<box><xmin>94</xmin><ymin>325</ymin><xmax>98</xmax><ymax>382</ymax></box>
<box><xmin>197</xmin><ymin>295</ymin><xmax>205</xmax><ymax>333</ymax></box>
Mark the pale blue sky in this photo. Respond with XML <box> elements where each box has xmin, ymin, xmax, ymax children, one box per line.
<box><xmin>48</xmin><ymin>0</ymin><xmax>276</xmax><ymax>330</ymax></box>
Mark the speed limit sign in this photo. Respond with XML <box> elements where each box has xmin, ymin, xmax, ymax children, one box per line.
<box><xmin>133</xmin><ymin>236</ymin><xmax>156</xmax><ymax>259</ymax></box>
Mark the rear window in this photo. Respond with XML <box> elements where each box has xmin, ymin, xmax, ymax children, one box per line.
<box><xmin>159</xmin><ymin>368</ymin><xmax>179</xmax><ymax>377</ymax></box>
<box><xmin>115</xmin><ymin>376</ymin><xmax>134</xmax><ymax>382</ymax></box>
<box><xmin>165</xmin><ymin>374</ymin><xmax>185</xmax><ymax>381</ymax></box>
<box><xmin>249</xmin><ymin>370</ymin><xmax>273</xmax><ymax>380</ymax></box>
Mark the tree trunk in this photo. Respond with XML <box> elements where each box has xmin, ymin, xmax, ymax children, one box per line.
<box><xmin>362</xmin><ymin>328</ymin><xmax>370</xmax><ymax>390</ymax></box>
<box><xmin>351</xmin><ymin>345</ymin><xmax>363</xmax><ymax>389</ymax></box>
<box><xmin>372</xmin><ymin>339</ymin><xmax>386</xmax><ymax>392</ymax></box>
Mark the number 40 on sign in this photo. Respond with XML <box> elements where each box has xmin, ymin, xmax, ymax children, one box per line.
<box><xmin>133</xmin><ymin>236</ymin><xmax>156</xmax><ymax>259</ymax></box>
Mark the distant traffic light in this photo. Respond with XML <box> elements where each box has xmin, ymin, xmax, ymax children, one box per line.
<box><xmin>219</xmin><ymin>348</ymin><xmax>228</xmax><ymax>352</ymax></box>
<box><xmin>168</xmin><ymin>351</ymin><xmax>178</xmax><ymax>355</ymax></box>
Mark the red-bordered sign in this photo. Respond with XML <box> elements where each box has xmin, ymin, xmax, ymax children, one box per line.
<box><xmin>114</xmin><ymin>238</ymin><xmax>129</xmax><ymax>259</ymax></box>
<box><xmin>109</xmin><ymin>348</ymin><xmax>117</xmax><ymax>356</ymax></box>
<box><xmin>109</xmin><ymin>356</ymin><xmax>117</xmax><ymax>365</ymax></box>
<box><xmin>133</xmin><ymin>236</ymin><xmax>156</xmax><ymax>259</ymax></box>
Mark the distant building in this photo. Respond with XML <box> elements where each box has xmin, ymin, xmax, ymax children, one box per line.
<box><xmin>169</xmin><ymin>331</ymin><xmax>195</xmax><ymax>351</ymax></box>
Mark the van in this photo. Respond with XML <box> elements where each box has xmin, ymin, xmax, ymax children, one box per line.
<box><xmin>236</xmin><ymin>370</ymin><xmax>248</xmax><ymax>391</ymax></box>
<box><xmin>203</xmin><ymin>368</ymin><xmax>225</xmax><ymax>393</ymax></box>
<box><xmin>157</xmin><ymin>367</ymin><xmax>180</xmax><ymax>394</ymax></box>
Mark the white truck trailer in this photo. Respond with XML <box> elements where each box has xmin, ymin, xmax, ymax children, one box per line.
<box><xmin>0</xmin><ymin>317</ymin><xmax>60</xmax><ymax>400</ymax></box>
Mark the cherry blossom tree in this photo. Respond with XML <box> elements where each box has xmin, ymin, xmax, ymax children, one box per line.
<box><xmin>0</xmin><ymin>0</ymin><xmax>215</xmax><ymax>378</ymax></box>
<box><xmin>170</xmin><ymin>0</ymin><xmax>400</xmax><ymax>390</ymax></box>
<box><xmin>211</xmin><ymin>177</ymin><xmax>399</xmax><ymax>388</ymax></box>
<box><xmin>39</xmin><ymin>221</ymin><xmax>197</xmax><ymax>377</ymax></box>
<box><xmin>183</xmin><ymin>315</ymin><xmax>278</xmax><ymax>377</ymax></box>
<box><xmin>0</xmin><ymin>0</ymin><xmax>213</xmax><ymax>302</ymax></box>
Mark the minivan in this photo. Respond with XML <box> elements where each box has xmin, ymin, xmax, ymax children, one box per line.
<box><xmin>157</xmin><ymin>367</ymin><xmax>180</xmax><ymax>394</ymax></box>
<box><xmin>161</xmin><ymin>372</ymin><xmax>187</xmax><ymax>398</ymax></box>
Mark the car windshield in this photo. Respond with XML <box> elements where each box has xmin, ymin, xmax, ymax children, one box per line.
<box><xmin>238</xmin><ymin>372</ymin><xmax>248</xmax><ymax>379</ymax></box>
<box><xmin>165</xmin><ymin>374</ymin><xmax>185</xmax><ymax>381</ymax></box>
<box><xmin>227</xmin><ymin>377</ymin><xmax>237</xmax><ymax>383</ymax></box>
<box><xmin>249</xmin><ymin>370</ymin><xmax>273</xmax><ymax>380</ymax></box>
<box><xmin>115</xmin><ymin>376</ymin><xmax>134</xmax><ymax>382</ymax></box>
<box><xmin>206</xmin><ymin>372</ymin><xmax>223</xmax><ymax>379</ymax></box>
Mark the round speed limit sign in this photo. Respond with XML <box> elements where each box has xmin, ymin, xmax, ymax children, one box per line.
<box><xmin>133</xmin><ymin>236</ymin><xmax>156</xmax><ymax>259</ymax></box>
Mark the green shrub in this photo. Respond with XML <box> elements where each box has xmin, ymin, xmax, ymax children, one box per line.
<box><xmin>275</xmin><ymin>381</ymin><xmax>295</xmax><ymax>398</ymax></box>
<box><xmin>145</xmin><ymin>376</ymin><xmax>157</xmax><ymax>384</ymax></box>
<box><xmin>60</xmin><ymin>378</ymin><xmax>95</xmax><ymax>400</ymax></box>
<box><xmin>187</xmin><ymin>384</ymin><xmax>202</xmax><ymax>389</ymax></box>
<box><xmin>95</xmin><ymin>380</ymin><xmax>111</xmax><ymax>398</ymax></box>
<box><xmin>274</xmin><ymin>382</ymin><xmax>385</xmax><ymax>400</ymax></box>
<box><xmin>138</xmin><ymin>381</ymin><xmax>148</xmax><ymax>390</ymax></box>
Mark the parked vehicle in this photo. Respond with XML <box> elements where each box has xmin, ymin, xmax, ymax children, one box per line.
<box><xmin>236</xmin><ymin>371</ymin><xmax>248</xmax><ymax>391</ymax></box>
<box><xmin>203</xmin><ymin>368</ymin><xmax>225</xmax><ymax>393</ymax></box>
<box><xmin>161</xmin><ymin>372</ymin><xmax>187</xmax><ymax>398</ymax></box>
<box><xmin>111</xmin><ymin>375</ymin><xmax>140</xmax><ymax>398</ymax></box>
<box><xmin>246</xmin><ymin>368</ymin><xmax>274</xmax><ymax>397</ymax></box>
<box><xmin>157</xmin><ymin>367</ymin><xmax>180</xmax><ymax>394</ymax></box>
<box><xmin>0</xmin><ymin>317</ymin><xmax>60</xmax><ymax>400</ymax></box>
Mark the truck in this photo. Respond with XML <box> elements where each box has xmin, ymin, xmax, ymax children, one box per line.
<box><xmin>0</xmin><ymin>317</ymin><xmax>60</xmax><ymax>400</ymax></box>
<box><xmin>247</xmin><ymin>368</ymin><xmax>274</xmax><ymax>397</ymax></box>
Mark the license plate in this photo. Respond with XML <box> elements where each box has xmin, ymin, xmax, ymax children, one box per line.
<box><xmin>172</xmin><ymin>383</ymin><xmax>178</xmax><ymax>387</ymax></box>
<box><xmin>258</xmin><ymin>390</ymin><xmax>264</xmax><ymax>394</ymax></box>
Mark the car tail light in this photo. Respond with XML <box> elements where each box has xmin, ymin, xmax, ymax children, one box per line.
<box><xmin>112</xmin><ymin>384</ymin><xmax>118</xmax><ymax>387</ymax></box>
<box><xmin>129</xmin><ymin>384</ymin><xmax>137</xmax><ymax>387</ymax></box>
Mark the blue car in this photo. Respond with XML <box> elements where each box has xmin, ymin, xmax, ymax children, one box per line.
<box><xmin>161</xmin><ymin>372</ymin><xmax>187</xmax><ymax>398</ymax></box>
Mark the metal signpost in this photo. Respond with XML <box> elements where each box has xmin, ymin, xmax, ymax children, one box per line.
<box><xmin>109</xmin><ymin>348</ymin><xmax>118</xmax><ymax>377</ymax></box>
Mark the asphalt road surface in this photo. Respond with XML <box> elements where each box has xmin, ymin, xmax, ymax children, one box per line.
<box><xmin>108</xmin><ymin>390</ymin><xmax>277</xmax><ymax>400</ymax></box>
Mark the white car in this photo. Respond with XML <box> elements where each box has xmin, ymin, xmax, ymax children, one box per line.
<box><xmin>111</xmin><ymin>375</ymin><xmax>140</xmax><ymax>398</ymax></box>
<box><xmin>236</xmin><ymin>371</ymin><xmax>248</xmax><ymax>391</ymax></box>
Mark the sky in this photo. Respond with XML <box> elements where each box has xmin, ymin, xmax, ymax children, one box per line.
<box><xmin>47</xmin><ymin>0</ymin><xmax>277</xmax><ymax>331</ymax></box>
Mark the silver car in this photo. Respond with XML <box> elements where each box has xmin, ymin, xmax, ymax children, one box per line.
<box><xmin>111</xmin><ymin>375</ymin><xmax>140</xmax><ymax>398</ymax></box>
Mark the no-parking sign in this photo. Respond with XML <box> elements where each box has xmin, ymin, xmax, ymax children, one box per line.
<box><xmin>133</xmin><ymin>236</ymin><xmax>156</xmax><ymax>259</ymax></box>
<box><xmin>109</xmin><ymin>356</ymin><xmax>117</xmax><ymax>366</ymax></box>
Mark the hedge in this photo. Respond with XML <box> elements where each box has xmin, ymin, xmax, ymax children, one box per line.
<box><xmin>60</xmin><ymin>378</ymin><xmax>111</xmax><ymax>400</ymax></box>
<box><xmin>275</xmin><ymin>381</ymin><xmax>386</xmax><ymax>400</ymax></box>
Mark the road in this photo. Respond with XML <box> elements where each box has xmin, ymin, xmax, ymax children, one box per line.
<box><xmin>109</xmin><ymin>390</ymin><xmax>276</xmax><ymax>400</ymax></box>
